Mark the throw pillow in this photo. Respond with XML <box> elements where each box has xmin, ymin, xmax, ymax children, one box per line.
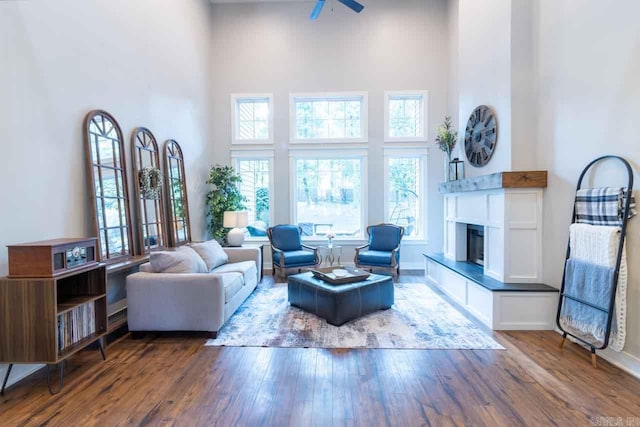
<box><xmin>150</xmin><ymin>246</ymin><xmax>207</xmax><ymax>274</ymax></box>
<box><xmin>189</xmin><ymin>239</ymin><xmax>229</xmax><ymax>271</ymax></box>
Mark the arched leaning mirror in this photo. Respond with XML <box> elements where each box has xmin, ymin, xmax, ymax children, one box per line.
<box><xmin>84</xmin><ymin>110</ymin><xmax>134</xmax><ymax>262</ymax></box>
<box><xmin>131</xmin><ymin>127</ymin><xmax>167</xmax><ymax>253</ymax></box>
<box><xmin>164</xmin><ymin>139</ymin><xmax>192</xmax><ymax>246</ymax></box>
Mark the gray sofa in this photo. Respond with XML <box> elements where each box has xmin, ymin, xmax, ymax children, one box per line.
<box><xmin>126</xmin><ymin>247</ymin><xmax>261</xmax><ymax>338</ymax></box>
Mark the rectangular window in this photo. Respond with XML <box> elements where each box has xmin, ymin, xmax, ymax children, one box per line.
<box><xmin>384</xmin><ymin>151</ymin><xmax>426</xmax><ymax>239</ymax></box>
<box><xmin>231</xmin><ymin>94</ymin><xmax>273</xmax><ymax>144</ymax></box>
<box><xmin>290</xmin><ymin>92</ymin><xmax>368</xmax><ymax>143</ymax></box>
<box><xmin>232</xmin><ymin>151</ymin><xmax>274</xmax><ymax>238</ymax></box>
<box><xmin>290</xmin><ymin>152</ymin><xmax>366</xmax><ymax>239</ymax></box>
<box><xmin>384</xmin><ymin>91</ymin><xmax>428</xmax><ymax>142</ymax></box>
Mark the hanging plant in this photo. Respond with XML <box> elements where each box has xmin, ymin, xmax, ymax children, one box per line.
<box><xmin>138</xmin><ymin>166</ymin><xmax>163</xmax><ymax>200</ymax></box>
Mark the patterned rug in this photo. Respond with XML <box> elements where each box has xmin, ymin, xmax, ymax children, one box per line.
<box><xmin>205</xmin><ymin>281</ymin><xmax>504</xmax><ymax>350</ymax></box>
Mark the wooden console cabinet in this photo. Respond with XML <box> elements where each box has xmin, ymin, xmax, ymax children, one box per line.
<box><xmin>0</xmin><ymin>263</ymin><xmax>108</xmax><ymax>394</ymax></box>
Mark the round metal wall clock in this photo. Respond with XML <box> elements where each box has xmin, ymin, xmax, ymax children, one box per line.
<box><xmin>464</xmin><ymin>105</ymin><xmax>498</xmax><ymax>167</ymax></box>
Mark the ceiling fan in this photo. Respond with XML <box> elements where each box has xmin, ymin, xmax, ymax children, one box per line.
<box><xmin>310</xmin><ymin>0</ymin><xmax>365</xmax><ymax>20</ymax></box>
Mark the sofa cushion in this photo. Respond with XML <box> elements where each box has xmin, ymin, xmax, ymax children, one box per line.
<box><xmin>270</xmin><ymin>225</ymin><xmax>302</xmax><ymax>252</ymax></box>
<box><xmin>273</xmin><ymin>250</ymin><xmax>316</xmax><ymax>267</ymax></box>
<box><xmin>220</xmin><ymin>272</ymin><xmax>244</xmax><ymax>303</ymax></box>
<box><xmin>357</xmin><ymin>250</ymin><xmax>396</xmax><ymax>267</ymax></box>
<box><xmin>212</xmin><ymin>261</ymin><xmax>257</xmax><ymax>287</ymax></box>
<box><xmin>139</xmin><ymin>262</ymin><xmax>153</xmax><ymax>273</ymax></box>
<box><xmin>150</xmin><ymin>247</ymin><xmax>207</xmax><ymax>273</ymax></box>
<box><xmin>189</xmin><ymin>239</ymin><xmax>228</xmax><ymax>271</ymax></box>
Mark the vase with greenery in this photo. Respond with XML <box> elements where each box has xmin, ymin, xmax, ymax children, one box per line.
<box><xmin>434</xmin><ymin>116</ymin><xmax>458</xmax><ymax>181</ymax></box>
<box><xmin>206</xmin><ymin>165</ymin><xmax>246</xmax><ymax>242</ymax></box>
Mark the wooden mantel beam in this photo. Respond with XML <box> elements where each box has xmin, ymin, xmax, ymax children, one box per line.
<box><xmin>438</xmin><ymin>171</ymin><xmax>548</xmax><ymax>194</ymax></box>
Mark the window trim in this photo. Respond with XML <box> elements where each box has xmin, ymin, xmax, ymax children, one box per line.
<box><xmin>289</xmin><ymin>148</ymin><xmax>368</xmax><ymax>240</ymax></box>
<box><xmin>231</xmin><ymin>149</ymin><xmax>275</xmax><ymax>241</ymax></box>
<box><xmin>230</xmin><ymin>93</ymin><xmax>274</xmax><ymax>145</ymax></box>
<box><xmin>289</xmin><ymin>92</ymin><xmax>369</xmax><ymax>144</ymax></box>
<box><xmin>384</xmin><ymin>90</ymin><xmax>429</xmax><ymax>143</ymax></box>
<box><xmin>383</xmin><ymin>147</ymin><xmax>428</xmax><ymax>241</ymax></box>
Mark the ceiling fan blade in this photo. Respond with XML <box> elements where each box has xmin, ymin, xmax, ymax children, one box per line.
<box><xmin>337</xmin><ymin>0</ymin><xmax>364</xmax><ymax>13</ymax></box>
<box><xmin>310</xmin><ymin>0</ymin><xmax>326</xmax><ymax>20</ymax></box>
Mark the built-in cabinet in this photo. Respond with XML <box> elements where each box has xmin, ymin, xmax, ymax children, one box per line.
<box><xmin>444</xmin><ymin>188</ymin><xmax>543</xmax><ymax>283</ymax></box>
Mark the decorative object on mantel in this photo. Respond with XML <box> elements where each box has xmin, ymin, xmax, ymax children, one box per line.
<box><xmin>434</xmin><ymin>116</ymin><xmax>459</xmax><ymax>181</ymax></box>
<box><xmin>557</xmin><ymin>155</ymin><xmax>634</xmax><ymax>369</ymax></box>
<box><xmin>464</xmin><ymin>105</ymin><xmax>497</xmax><ymax>168</ymax></box>
<box><xmin>449</xmin><ymin>158</ymin><xmax>465</xmax><ymax>181</ymax></box>
<box><xmin>206</xmin><ymin>165</ymin><xmax>247</xmax><ymax>242</ymax></box>
<box><xmin>438</xmin><ymin>170</ymin><xmax>548</xmax><ymax>194</ymax></box>
<box><xmin>138</xmin><ymin>167</ymin><xmax>163</xmax><ymax>200</ymax></box>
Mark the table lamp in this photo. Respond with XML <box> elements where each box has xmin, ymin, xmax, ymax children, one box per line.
<box><xmin>223</xmin><ymin>211</ymin><xmax>248</xmax><ymax>246</ymax></box>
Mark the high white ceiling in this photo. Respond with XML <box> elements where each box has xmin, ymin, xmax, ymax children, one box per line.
<box><xmin>210</xmin><ymin>0</ymin><xmax>309</xmax><ymax>3</ymax></box>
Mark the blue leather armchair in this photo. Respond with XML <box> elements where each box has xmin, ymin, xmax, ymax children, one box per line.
<box><xmin>267</xmin><ymin>225</ymin><xmax>319</xmax><ymax>279</ymax></box>
<box><xmin>354</xmin><ymin>223</ymin><xmax>405</xmax><ymax>277</ymax></box>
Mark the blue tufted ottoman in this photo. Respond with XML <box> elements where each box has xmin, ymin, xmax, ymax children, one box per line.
<box><xmin>287</xmin><ymin>271</ymin><xmax>394</xmax><ymax>326</ymax></box>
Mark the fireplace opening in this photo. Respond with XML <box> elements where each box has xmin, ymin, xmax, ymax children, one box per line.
<box><xmin>467</xmin><ymin>224</ymin><xmax>484</xmax><ymax>266</ymax></box>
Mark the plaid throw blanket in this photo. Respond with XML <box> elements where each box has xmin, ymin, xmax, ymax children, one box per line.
<box><xmin>575</xmin><ymin>187</ymin><xmax>636</xmax><ymax>226</ymax></box>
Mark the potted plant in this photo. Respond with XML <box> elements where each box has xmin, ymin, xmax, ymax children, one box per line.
<box><xmin>206</xmin><ymin>165</ymin><xmax>246</xmax><ymax>242</ymax></box>
<box><xmin>434</xmin><ymin>116</ymin><xmax>458</xmax><ymax>181</ymax></box>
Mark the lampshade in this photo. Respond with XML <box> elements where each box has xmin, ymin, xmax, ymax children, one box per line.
<box><xmin>223</xmin><ymin>211</ymin><xmax>248</xmax><ymax>228</ymax></box>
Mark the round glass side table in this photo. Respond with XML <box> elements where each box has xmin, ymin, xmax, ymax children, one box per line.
<box><xmin>318</xmin><ymin>244</ymin><xmax>342</xmax><ymax>267</ymax></box>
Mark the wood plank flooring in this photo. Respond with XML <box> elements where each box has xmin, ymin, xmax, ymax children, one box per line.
<box><xmin>2</xmin><ymin>273</ymin><xmax>640</xmax><ymax>426</ymax></box>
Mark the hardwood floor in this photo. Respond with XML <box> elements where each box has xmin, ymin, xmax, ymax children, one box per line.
<box><xmin>2</xmin><ymin>273</ymin><xmax>640</xmax><ymax>426</ymax></box>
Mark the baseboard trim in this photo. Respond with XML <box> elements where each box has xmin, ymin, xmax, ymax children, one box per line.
<box><xmin>0</xmin><ymin>363</ymin><xmax>43</xmax><ymax>390</ymax></box>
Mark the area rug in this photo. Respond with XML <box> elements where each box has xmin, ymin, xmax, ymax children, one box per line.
<box><xmin>205</xmin><ymin>282</ymin><xmax>504</xmax><ymax>350</ymax></box>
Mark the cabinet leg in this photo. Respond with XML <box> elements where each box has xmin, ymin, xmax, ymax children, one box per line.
<box><xmin>46</xmin><ymin>362</ymin><xmax>64</xmax><ymax>395</ymax></box>
<box><xmin>559</xmin><ymin>333</ymin><xmax>567</xmax><ymax>349</ymax></box>
<box><xmin>1</xmin><ymin>364</ymin><xmax>13</xmax><ymax>396</ymax></box>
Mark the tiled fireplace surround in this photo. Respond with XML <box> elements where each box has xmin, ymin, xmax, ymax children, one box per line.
<box><xmin>425</xmin><ymin>172</ymin><xmax>558</xmax><ymax>330</ymax></box>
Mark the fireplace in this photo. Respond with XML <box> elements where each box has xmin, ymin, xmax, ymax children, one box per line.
<box><xmin>467</xmin><ymin>224</ymin><xmax>484</xmax><ymax>266</ymax></box>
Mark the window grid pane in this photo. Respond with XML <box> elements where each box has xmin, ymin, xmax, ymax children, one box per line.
<box><xmin>295</xmin><ymin>158</ymin><xmax>362</xmax><ymax>238</ymax></box>
<box><xmin>387</xmin><ymin>157</ymin><xmax>421</xmax><ymax>237</ymax></box>
<box><xmin>237</xmin><ymin>159</ymin><xmax>271</xmax><ymax>233</ymax></box>
<box><xmin>295</xmin><ymin>97</ymin><xmax>362</xmax><ymax>140</ymax></box>
<box><xmin>389</xmin><ymin>96</ymin><xmax>423</xmax><ymax>138</ymax></box>
<box><xmin>236</xmin><ymin>98</ymin><xmax>270</xmax><ymax>140</ymax></box>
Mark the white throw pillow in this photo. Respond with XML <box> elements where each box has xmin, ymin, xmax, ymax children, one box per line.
<box><xmin>189</xmin><ymin>240</ymin><xmax>228</xmax><ymax>271</ymax></box>
<box><xmin>150</xmin><ymin>246</ymin><xmax>207</xmax><ymax>274</ymax></box>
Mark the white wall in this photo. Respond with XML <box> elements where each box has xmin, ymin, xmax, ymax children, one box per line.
<box><xmin>457</xmin><ymin>0</ymin><xmax>512</xmax><ymax>175</ymax></box>
<box><xmin>534</xmin><ymin>0</ymin><xmax>640</xmax><ymax>367</ymax></box>
<box><xmin>209</xmin><ymin>0</ymin><xmax>451</xmax><ymax>267</ymax></box>
<box><xmin>0</xmin><ymin>0</ymin><xmax>212</xmax><ymax>388</ymax></box>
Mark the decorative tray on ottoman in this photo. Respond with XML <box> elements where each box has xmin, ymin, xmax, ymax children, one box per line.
<box><xmin>310</xmin><ymin>267</ymin><xmax>370</xmax><ymax>285</ymax></box>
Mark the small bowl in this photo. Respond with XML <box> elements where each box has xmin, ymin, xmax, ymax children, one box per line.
<box><xmin>333</xmin><ymin>269</ymin><xmax>348</xmax><ymax>278</ymax></box>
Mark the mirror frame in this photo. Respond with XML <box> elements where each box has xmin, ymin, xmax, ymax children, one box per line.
<box><xmin>131</xmin><ymin>127</ymin><xmax>167</xmax><ymax>254</ymax></box>
<box><xmin>83</xmin><ymin>110</ymin><xmax>135</xmax><ymax>262</ymax></box>
<box><xmin>163</xmin><ymin>139</ymin><xmax>192</xmax><ymax>246</ymax></box>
